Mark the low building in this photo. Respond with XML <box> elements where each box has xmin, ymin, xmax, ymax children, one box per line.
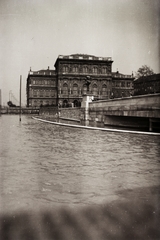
<box><xmin>112</xmin><ymin>71</ymin><xmax>134</xmax><ymax>98</ymax></box>
<box><xmin>134</xmin><ymin>74</ymin><xmax>160</xmax><ymax>96</ymax></box>
<box><xmin>26</xmin><ymin>67</ymin><xmax>57</xmax><ymax>107</ymax></box>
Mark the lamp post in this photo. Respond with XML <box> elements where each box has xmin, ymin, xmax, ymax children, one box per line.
<box><xmin>19</xmin><ymin>75</ymin><xmax>22</xmax><ymax>122</ymax></box>
<box><xmin>85</xmin><ymin>76</ymin><xmax>91</xmax><ymax>93</ymax></box>
<box><xmin>68</xmin><ymin>88</ymin><xmax>70</xmax><ymax>107</ymax></box>
<box><xmin>9</xmin><ymin>90</ymin><xmax>12</xmax><ymax>101</ymax></box>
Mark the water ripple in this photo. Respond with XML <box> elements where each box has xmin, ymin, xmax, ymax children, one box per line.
<box><xmin>0</xmin><ymin>115</ymin><xmax>160</xmax><ymax>212</ymax></box>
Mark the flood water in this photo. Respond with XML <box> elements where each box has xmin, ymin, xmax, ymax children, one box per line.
<box><xmin>0</xmin><ymin>115</ymin><xmax>160</xmax><ymax>213</ymax></box>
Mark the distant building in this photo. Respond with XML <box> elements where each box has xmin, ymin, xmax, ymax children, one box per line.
<box><xmin>26</xmin><ymin>54</ymin><xmax>134</xmax><ymax>107</ymax></box>
<box><xmin>112</xmin><ymin>71</ymin><xmax>134</xmax><ymax>98</ymax></box>
<box><xmin>26</xmin><ymin>67</ymin><xmax>57</xmax><ymax>107</ymax></box>
<box><xmin>134</xmin><ymin>74</ymin><xmax>160</xmax><ymax>96</ymax></box>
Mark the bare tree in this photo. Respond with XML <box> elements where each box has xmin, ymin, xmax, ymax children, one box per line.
<box><xmin>135</xmin><ymin>65</ymin><xmax>154</xmax><ymax>78</ymax></box>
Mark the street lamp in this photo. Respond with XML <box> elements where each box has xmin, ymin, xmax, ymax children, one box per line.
<box><xmin>85</xmin><ymin>76</ymin><xmax>91</xmax><ymax>93</ymax></box>
<box><xmin>9</xmin><ymin>90</ymin><xmax>12</xmax><ymax>101</ymax></box>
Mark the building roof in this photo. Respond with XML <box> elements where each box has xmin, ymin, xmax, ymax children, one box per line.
<box><xmin>134</xmin><ymin>73</ymin><xmax>160</xmax><ymax>83</ymax></box>
<box><xmin>112</xmin><ymin>71</ymin><xmax>134</xmax><ymax>79</ymax></box>
<box><xmin>57</xmin><ymin>54</ymin><xmax>112</xmax><ymax>61</ymax></box>
<box><xmin>28</xmin><ymin>67</ymin><xmax>56</xmax><ymax>76</ymax></box>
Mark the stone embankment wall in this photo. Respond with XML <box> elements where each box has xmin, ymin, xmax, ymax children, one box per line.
<box><xmin>58</xmin><ymin>107</ymin><xmax>84</xmax><ymax>121</ymax></box>
<box><xmin>39</xmin><ymin>106</ymin><xmax>58</xmax><ymax>116</ymax></box>
<box><xmin>39</xmin><ymin>106</ymin><xmax>84</xmax><ymax>122</ymax></box>
<box><xmin>1</xmin><ymin>107</ymin><xmax>40</xmax><ymax>114</ymax></box>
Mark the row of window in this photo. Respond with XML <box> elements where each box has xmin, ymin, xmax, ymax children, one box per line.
<box><xmin>30</xmin><ymin>89</ymin><xmax>55</xmax><ymax>97</ymax></box>
<box><xmin>59</xmin><ymin>89</ymin><xmax>108</xmax><ymax>96</ymax></box>
<box><xmin>31</xmin><ymin>80</ymin><xmax>55</xmax><ymax>85</ymax></box>
<box><xmin>134</xmin><ymin>86</ymin><xmax>160</xmax><ymax>92</ymax></box>
<box><xmin>31</xmin><ymin>79</ymin><xmax>133</xmax><ymax>87</ymax></box>
<box><xmin>60</xmin><ymin>85</ymin><xmax>108</xmax><ymax>96</ymax></box>
<box><xmin>31</xmin><ymin>89</ymin><xmax>54</xmax><ymax>92</ymax></box>
<box><xmin>112</xmin><ymin>90</ymin><xmax>132</xmax><ymax>98</ymax></box>
<box><xmin>61</xmin><ymin>83</ymin><xmax>108</xmax><ymax>89</ymax></box>
<box><xmin>112</xmin><ymin>81</ymin><xmax>132</xmax><ymax>87</ymax></box>
<box><xmin>30</xmin><ymin>83</ymin><xmax>109</xmax><ymax>97</ymax></box>
<box><xmin>62</xmin><ymin>65</ymin><xmax>110</xmax><ymax>74</ymax></box>
<box><xmin>30</xmin><ymin>100</ymin><xmax>55</xmax><ymax>106</ymax></box>
<box><xmin>134</xmin><ymin>82</ymin><xmax>160</xmax><ymax>87</ymax></box>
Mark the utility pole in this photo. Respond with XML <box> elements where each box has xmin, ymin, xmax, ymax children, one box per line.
<box><xmin>0</xmin><ymin>89</ymin><xmax>1</xmax><ymax>115</ymax></box>
<box><xmin>19</xmin><ymin>75</ymin><xmax>22</xmax><ymax>122</ymax></box>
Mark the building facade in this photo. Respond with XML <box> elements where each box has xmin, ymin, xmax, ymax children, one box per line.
<box><xmin>26</xmin><ymin>67</ymin><xmax>57</xmax><ymax>107</ymax></box>
<box><xmin>133</xmin><ymin>74</ymin><xmax>160</xmax><ymax>96</ymax></box>
<box><xmin>54</xmin><ymin>54</ymin><xmax>113</xmax><ymax>107</ymax></box>
<box><xmin>26</xmin><ymin>54</ymin><xmax>134</xmax><ymax>107</ymax></box>
<box><xmin>112</xmin><ymin>71</ymin><xmax>134</xmax><ymax>98</ymax></box>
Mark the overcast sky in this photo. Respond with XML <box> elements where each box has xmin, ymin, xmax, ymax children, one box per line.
<box><xmin>0</xmin><ymin>0</ymin><xmax>159</xmax><ymax>105</ymax></box>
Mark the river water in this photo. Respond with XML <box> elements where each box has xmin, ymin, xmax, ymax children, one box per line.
<box><xmin>0</xmin><ymin>115</ymin><xmax>160</xmax><ymax>213</ymax></box>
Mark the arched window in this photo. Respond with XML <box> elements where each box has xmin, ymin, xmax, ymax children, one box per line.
<box><xmin>121</xmin><ymin>81</ymin><xmax>125</xmax><ymax>87</ymax></box>
<box><xmin>34</xmin><ymin>100</ymin><xmax>37</xmax><ymax>106</ymax></box>
<box><xmin>63</xmin><ymin>99</ymin><xmax>68</xmax><ymax>108</ymax></box>
<box><xmin>114</xmin><ymin>91</ymin><xmax>118</xmax><ymax>98</ymax></box>
<box><xmin>93</xmin><ymin>67</ymin><xmax>98</xmax><ymax>74</ymax></box>
<box><xmin>62</xmin><ymin>83</ymin><xmax>68</xmax><ymax>95</ymax></box>
<box><xmin>33</xmin><ymin>90</ymin><xmax>37</xmax><ymax>97</ymax></box>
<box><xmin>51</xmin><ymin>91</ymin><xmax>55</xmax><ymax>97</ymax></box>
<box><xmin>102</xmin><ymin>84</ymin><xmax>107</xmax><ymax>96</ymax></box>
<box><xmin>73</xmin><ymin>83</ymin><xmax>78</xmax><ymax>95</ymax></box>
<box><xmin>115</xmin><ymin>81</ymin><xmax>120</xmax><ymax>87</ymax></box>
<box><xmin>45</xmin><ymin>90</ymin><xmax>49</xmax><ymax>97</ymax></box>
<box><xmin>40</xmin><ymin>90</ymin><xmax>43</xmax><ymax>97</ymax></box>
<box><xmin>73</xmin><ymin>66</ymin><xmax>78</xmax><ymax>73</ymax></box>
<box><xmin>83</xmin><ymin>84</ymin><xmax>87</xmax><ymax>95</ymax></box>
<box><xmin>102</xmin><ymin>67</ymin><xmax>107</xmax><ymax>74</ymax></box>
<box><xmin>127</xmin><ymin>82</ymin><xmax>131</xmax><ymax>87</ymax></box>
<box><xmin>63</xmin><ymin>65</ymin><xmax>69</xmax><ymax>73</ymax></box>
<box><xmin>83</xmin><ymin>66</ymin><xmax>88</xmax><ymax>73</ymax></box>
<box><xmin>73</xmin><ymin>100</ymin><xmax>79</xmax><ymax>107</ymax></box>
<box><xmin>92</xmin><ymin>84</ymin><xmax>98</xmax><ymax>95</ymax></box>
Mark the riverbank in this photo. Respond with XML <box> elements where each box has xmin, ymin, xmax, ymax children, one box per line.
<box><xmin>33</xmin><ymin>116</ymin><xmax>160</xmax><ymax>136</ymax></box>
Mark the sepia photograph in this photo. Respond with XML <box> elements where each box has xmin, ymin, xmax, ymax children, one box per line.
<box><xmin>0</xmin><ymin>0</ymin><xmax>160</xmax><ymax>239</ymax></box>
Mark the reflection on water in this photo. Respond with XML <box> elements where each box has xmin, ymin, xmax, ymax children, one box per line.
<box><xmin>0</xmin><ymin>115</ymin><xmax>160</xmax><ymax>213</ymax></box>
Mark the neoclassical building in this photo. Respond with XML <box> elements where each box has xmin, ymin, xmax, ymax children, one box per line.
<box><xmin>26</xmin><ymin>54</ymin><xmax>134</xmax><ymax>107</ymax></box>
<box><xmin>112</xmin><ymin>71</ymin><xmax>134</xmax><ymax>98</ymax></box>
<box><xmin>55</xmin><ymin>54</ymin><xmax>114</xmax><ymax>107</ymax></box>
<box><xmin>26</xmin><ymin>67</ymin><xmax>57</xmax><ymax>107</ymax></box>
<box><xmin>133</xmin><ymin>73</ymin><xmax>160</xmax><ymax>96</ymax></box>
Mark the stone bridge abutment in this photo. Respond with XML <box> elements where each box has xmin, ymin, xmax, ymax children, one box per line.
<box><xmin>89</xmin><ymin>94</ymin><xmax>160</xmax><ymax>131</ymax></box>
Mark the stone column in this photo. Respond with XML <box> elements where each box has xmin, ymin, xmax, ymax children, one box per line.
<box><xmin>81</xmin><ymin>94</ymin><xmax>93</xmax><ymax>124</ymax></box>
